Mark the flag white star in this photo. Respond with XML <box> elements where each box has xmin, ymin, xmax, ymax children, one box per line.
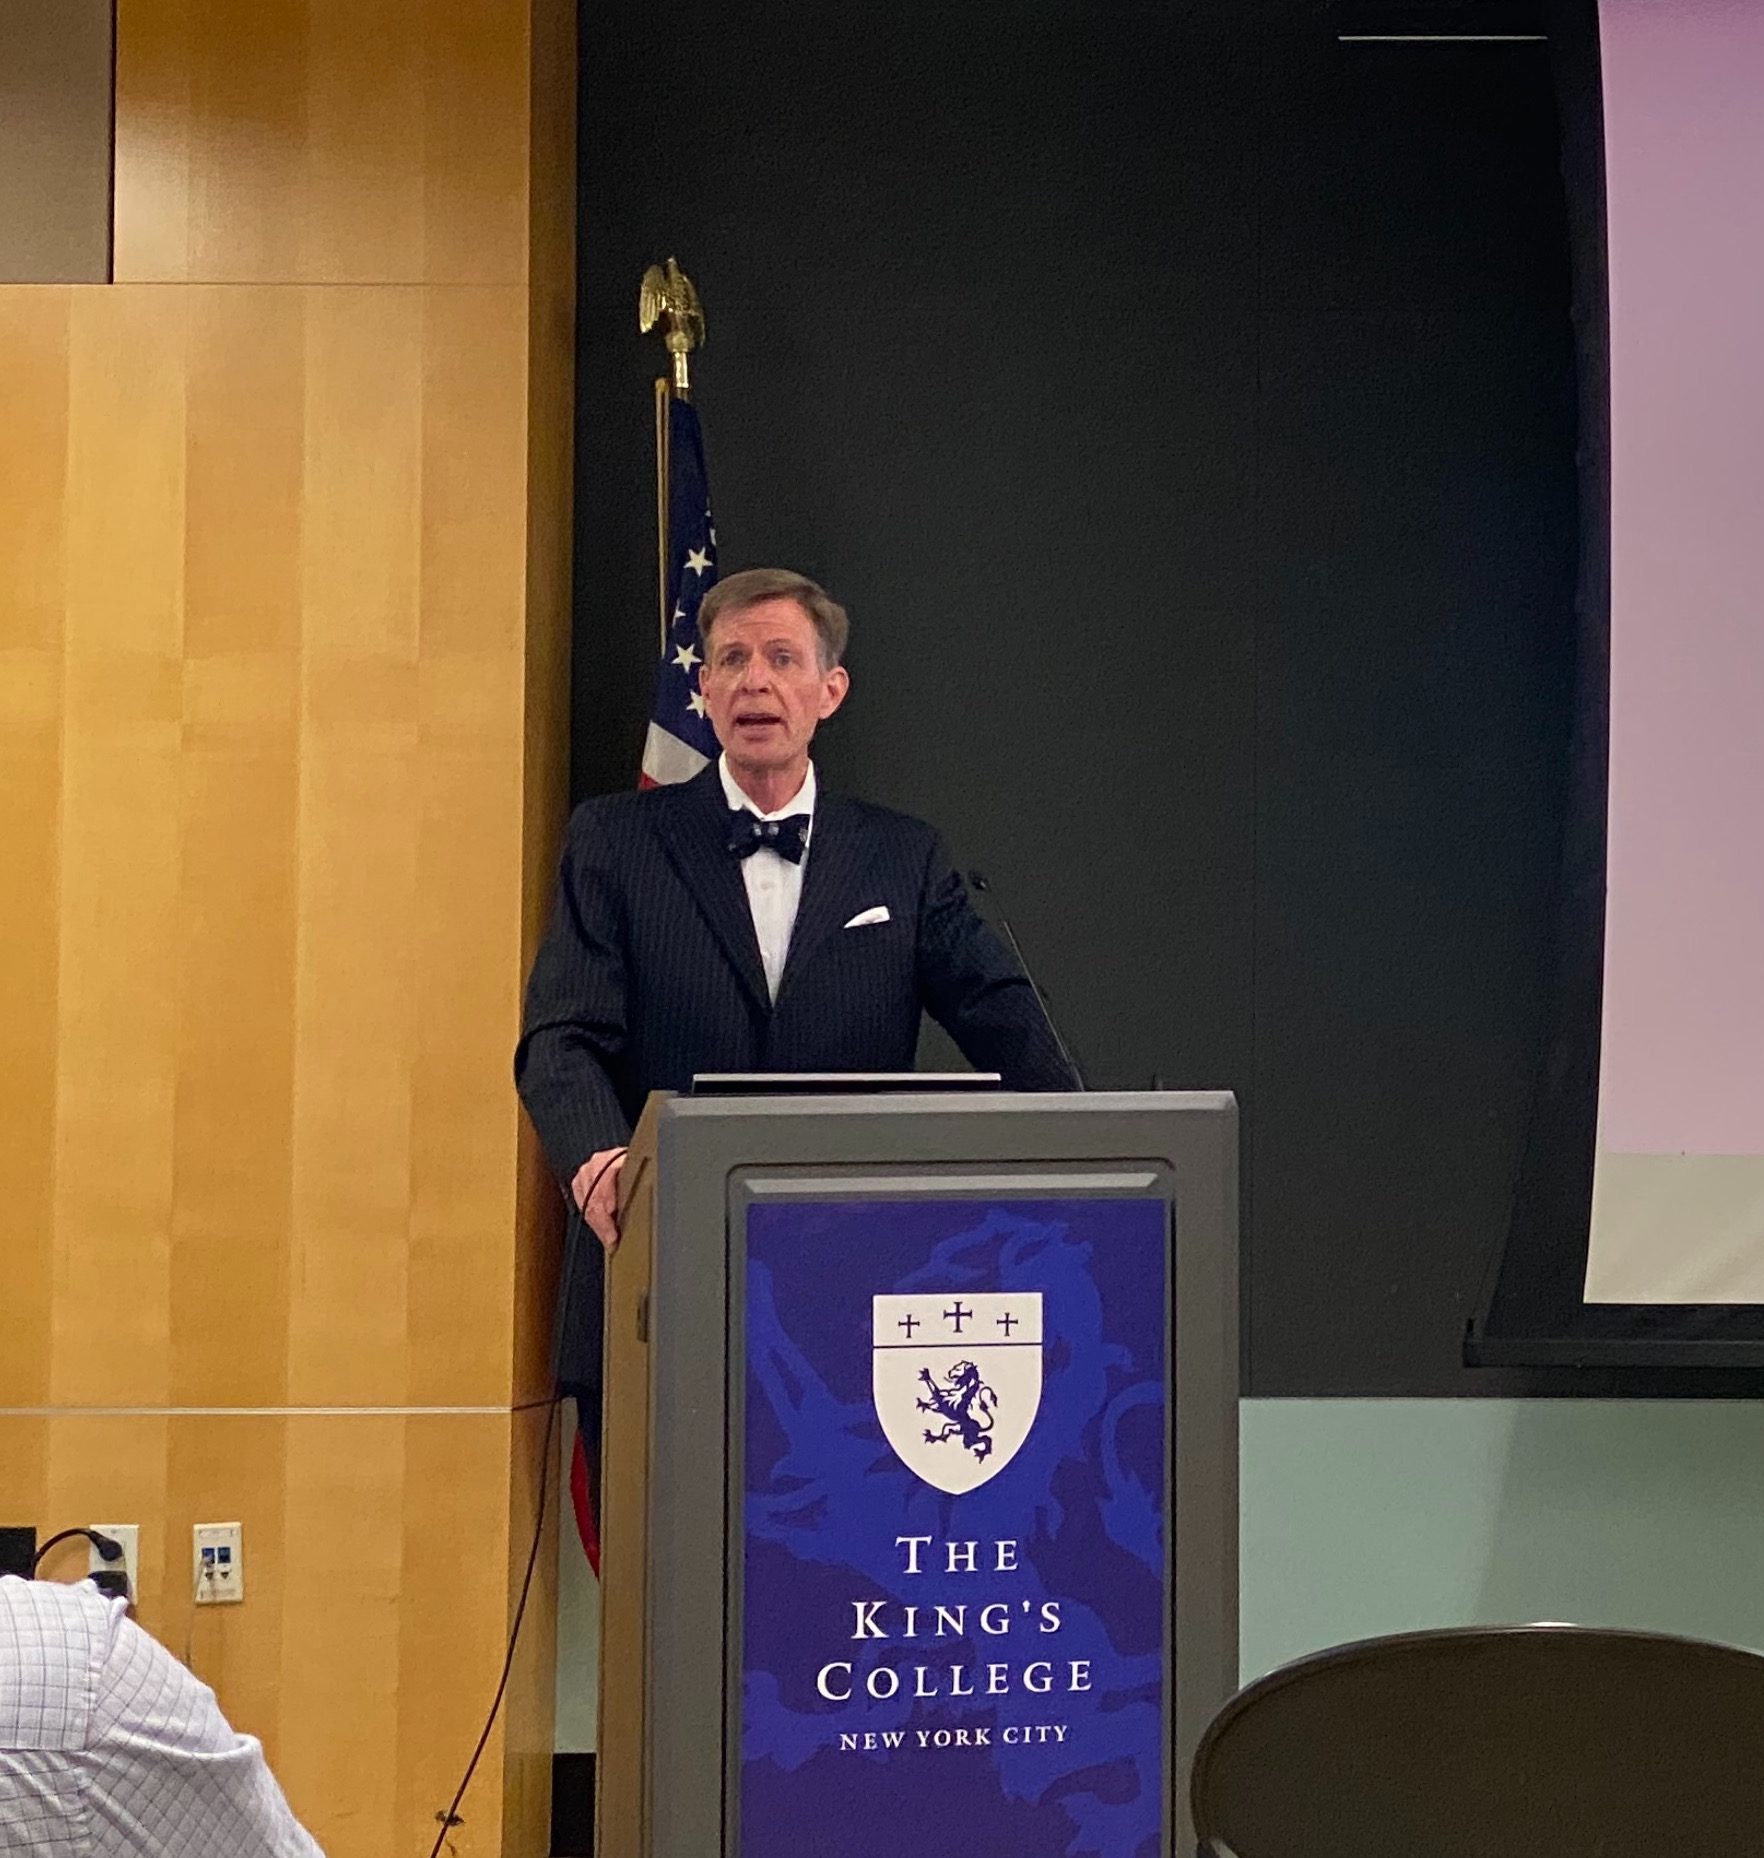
<box><xmin>687</xmin><ymin>691</ymin><xmax>708</xmax><ymax>718</ymax></box>
<box><xmin>673</xmin><ymin>642</ymin><xmax>701</xmax><ymax>673</ymax></box>
<box><xmin>686</xmin><ymin>548</ymin><xmax>711</xmax><ymax>576</ymax></box>
<box><xmin>673</xmin><ymin>602</ymin><xmax>686</xmax><ymax>622</ymax></box>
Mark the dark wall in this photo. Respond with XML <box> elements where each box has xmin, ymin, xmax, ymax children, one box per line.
<box><xmin>0</xmin><ymin>0</ymin><xmax>113</xmax><ymax>282</ymax></box>
<box><xmin>573</xmin><ymin>1</ymin><xmax>1579</xmax><ymax>1395</ymax></box>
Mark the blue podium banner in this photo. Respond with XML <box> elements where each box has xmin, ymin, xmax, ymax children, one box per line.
<box><xmin>740</xmin><ymin>1194</ymin><xmax>1170</xmax><ymax>1858</ymax></box>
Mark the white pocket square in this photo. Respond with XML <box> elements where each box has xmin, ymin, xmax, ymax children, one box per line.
<box><xmin>843</xmin><ymin>905</ymin><xmax>891</xmax><ymax>929</ymax></box>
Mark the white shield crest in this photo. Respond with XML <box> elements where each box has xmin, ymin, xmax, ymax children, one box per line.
<box><xmin>872</xmin><ymin>1292</ymin><xmax>1043</xmax><ymax>1493</ymax></box>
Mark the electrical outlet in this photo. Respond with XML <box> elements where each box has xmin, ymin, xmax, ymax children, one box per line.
<box><xmin>89</xmin><ymin>1524</ymin><xmax>139</xmax><ymax>1600</ymax></box>
<box><xmin>192</xmin><ymin>1522</ymin><xmax>244</xmax><ymax>1605</ymax></box>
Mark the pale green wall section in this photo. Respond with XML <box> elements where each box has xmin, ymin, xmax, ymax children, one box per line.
<box><xmin>1241</xmin><ymin>1398</ymin><xmax>1764</xmax><ymax>1681</ymax></box>
<box><xmin>557</xmin><ymin>1398</ymin><xmax>1764</xmax><ymax>1749</ymax></box>
<box><xmin>557</xmin><ymin>1419</ymin><xmax>601</xmax><ymax>1754</ymax></box>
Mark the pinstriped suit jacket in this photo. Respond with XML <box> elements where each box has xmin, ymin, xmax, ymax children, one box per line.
<box><xmin>514</xmin><ymin>761</ymin><xmax>1078</xmax><ymax>1393</ymax></box>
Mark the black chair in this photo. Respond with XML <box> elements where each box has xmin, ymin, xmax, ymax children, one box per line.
<box><xmin>1190</xmin><ymin>1624</ymin><xmax>1764</xmax><ymax>1858</ymax></box>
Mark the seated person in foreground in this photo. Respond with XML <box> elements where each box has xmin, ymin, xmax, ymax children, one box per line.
<box><xmin>0</xmin><ymin>1573</ymin><xmax>324</xmax><ymax>1857</ymax></box>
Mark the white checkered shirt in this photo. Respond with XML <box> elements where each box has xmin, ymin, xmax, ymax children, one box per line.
<box><xmin>0</xmin><ymin>1577</ymin><xmax>323</xmax><ymax>1856</ymax></box>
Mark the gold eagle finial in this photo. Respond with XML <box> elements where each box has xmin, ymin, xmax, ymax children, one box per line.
<box><xmin>639</xmin><ymin>258</ymin><xmax>705</xmax><ymax>397</ymax></box>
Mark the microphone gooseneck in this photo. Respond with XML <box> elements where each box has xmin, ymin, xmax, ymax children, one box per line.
<box><xmin>967</xmin><ymin>868</ymin><xmax>1087</xmax><ymax>1090</ymax></box>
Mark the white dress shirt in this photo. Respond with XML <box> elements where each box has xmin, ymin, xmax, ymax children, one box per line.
<box><xmin>719</xmin><ymin>754</ymin><xmax>816</xmax><ymax>1001</ymax></box>
<box><xmin>0</xmin><ymin>1576</ymin><xmax>323</xmax><ymax>1857</ymax></box>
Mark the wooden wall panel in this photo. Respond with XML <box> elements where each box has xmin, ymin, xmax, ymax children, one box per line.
<box><xmin>497</xmin><ymin>1402</ymin><xmax>561</xmax><ymax>1854</ymax></box>
<box><xmin>513</xmin><ymin>0</ymin><xmax>577</xmax><ymax>1409</ymax></box>
<box><xmin>3</xmin><ymin>0</ymin><xmax>573</xmax><ymax>1848</ymax></box>
<box><xmin>0</xmin><ymin>290</ymin><xmax>69</xmax><ymax>1407</ymax></box>
<box><xmin>53</xmin><ymin>289</ymin><xmax>189</xmax><ymax>1408</ymax></box>
<box><xmin>114</xmin><ymin>0</ymin><xmax>529</xmax><ymax>285</ymax></box>
<box><xmin>172</xmin><ymin>287</ymin><xmax>305</xmax><ymax>1409</ymax></box>
<box><xmin>410</xmin><ymin>286</ymin><xmax>528</xmax><ymax>1407</ymax></box>
<box><xmin>0</xmin><ymin>284</ymin><xmax>547</xmax><ymax>1414</ymax></box>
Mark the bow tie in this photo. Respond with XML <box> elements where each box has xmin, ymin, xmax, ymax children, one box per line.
<box><xmin>727</xmin><ymin>810</ymin><xmax>811</xmax><ymax>864</ymax></box>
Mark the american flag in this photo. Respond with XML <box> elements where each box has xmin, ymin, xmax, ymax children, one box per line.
<box><xmin>640</xmin><ymin>396</ymin><xmax>721</xmax><ymax>785</ymax></box>
<box><xmin>570</xmin><ymin>393</ymin><xmax>721</xmax><ymax>1579</ymax></box>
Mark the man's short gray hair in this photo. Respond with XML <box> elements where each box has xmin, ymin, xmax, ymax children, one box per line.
<box><xmin>698</xmin><ymin>568</ymin><xmax>850</xmax><ymax>671</ymax></box>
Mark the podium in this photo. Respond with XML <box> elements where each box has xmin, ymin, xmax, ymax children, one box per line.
<box><xmin>596</xmin><ymin>1089</ymin><xmax>1238</xmax><ymax>1858</ymax></box>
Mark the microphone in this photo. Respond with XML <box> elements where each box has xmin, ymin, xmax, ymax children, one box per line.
<box><xmin>967</xmin><ymin>869</ymin><xmax>1087</xmax><ymax>1090</ymax></box>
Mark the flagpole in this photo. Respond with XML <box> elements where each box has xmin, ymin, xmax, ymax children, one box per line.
<box><xmin>653</xmin><ymin>378</ymin><xmax>670</xmax><ymax>654</ymax></box>
<box><xmin>639</xmin><ymin>258</ymin><xmax>706</xmax><ymax>655</ymax></box>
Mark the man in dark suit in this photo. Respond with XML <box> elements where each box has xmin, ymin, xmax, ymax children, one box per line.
<box><xmin>516</xmin><ymin>567</ymin><xmax>1077</xmax><ymax>1385</ymax></box>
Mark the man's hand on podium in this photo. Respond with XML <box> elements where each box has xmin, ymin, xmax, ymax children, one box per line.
<box><xmin>573</xmin><ymin>1147</ymin><xmax>628</xmax><ymax>1253</ymax></box>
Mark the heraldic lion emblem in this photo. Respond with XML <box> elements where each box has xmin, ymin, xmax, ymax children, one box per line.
<box><xmin>873</xmin><ymin>1291</ymin><xmax>1043</xmax><ymax>1493</ymax></box>
<box><xmin>916</xmin><ymin>1360</ymin><xmax>998</xmax><ymax>1461</ymax></box>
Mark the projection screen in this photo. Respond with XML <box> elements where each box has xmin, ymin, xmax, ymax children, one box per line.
<box><xmin>1583</xmin><ymin>0</ymin><xmax>1764</xmax><ymax>1306</ymax></box>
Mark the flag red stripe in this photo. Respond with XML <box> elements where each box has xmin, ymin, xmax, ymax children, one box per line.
<box><xmin>570</xmin><ymin>1426</ymin><xmax>601</xmax><ymax>1577</ymax></box>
